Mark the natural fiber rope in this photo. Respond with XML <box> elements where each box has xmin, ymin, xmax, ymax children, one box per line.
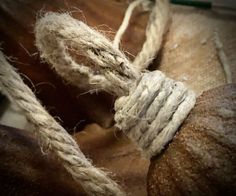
<box><xmin>35</xmin><ymin>12</ymin><xmax>139</xmax><ymax>96</ymax></box>
<box><xmin>35</xmin><ymin>12</ymin><xmax>196</xmax><ymax>158</ymax></box>
<box><xmin>0</xmin><ymin>51</ymin><xmax>125</xmax><ymax>196</ymax></box>
<box><xmin>114</xmin><ymin>0</ymin><xmax>170</xmax><ymax>71</ymax></box>
<box><xmin>133</xmin><ymin>0</ymin><xmax>170</xmax><ymax>70</ymax></box>
<box><xmin>113</xmin><ymin>0</ymin><xmax>145</xmax><ymax>49</ymax></box>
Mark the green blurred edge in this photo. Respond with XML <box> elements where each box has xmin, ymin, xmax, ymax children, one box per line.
<box><xmin>171</xmin><ymin>0</ymin><xmax>212</xmax><ymax>9</ymax></box>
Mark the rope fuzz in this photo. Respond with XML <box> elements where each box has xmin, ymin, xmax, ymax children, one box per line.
<box><xmin>115</xmin><ymin>71</ymin><xmax>195</xmax><ymax>158</ymax></box>
<box><xmin>0</xmin><ymin>51</ymin><xmax>125</xmax><ymax>196</ymax></box>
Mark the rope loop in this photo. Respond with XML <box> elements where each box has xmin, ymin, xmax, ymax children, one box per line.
<box><xmin>35</xmin><ymin>12</ymin><xmax>139</xmax><ymax>96</ymax></box>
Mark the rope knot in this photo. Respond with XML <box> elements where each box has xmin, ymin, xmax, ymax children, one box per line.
<box><xmin>35</xmin><ymin>12</ymin><xmax>196</xmax><ymax>159</ymax></box>
<box><xmin>114</xmin><ymin>70</ymin><xmax>196</xmax><ymax>158</ymax></box>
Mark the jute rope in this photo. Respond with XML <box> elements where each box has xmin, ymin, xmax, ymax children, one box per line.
<box><xmin>35</xmin><ymin>12</ymin><xmax>196</xmax><ymax>158</ymax></box>
<box><xmin>114</xmin><ymin>0</ymin><xmax>170</xmax><ymax>71</ymax></box>
<box><xmin>113</xmin><ymin>0</ymin><xmax>145</xmax><ymax>49</ymax></box>
<box><xmin>133</xmin><ymin>0</ymin><xmax>170</xmax><ymax>70</ymax></box>
<box><xmin>0</xmin><ymin>51</ymin><xmax>124</xmax><ymax>196</ymax></box>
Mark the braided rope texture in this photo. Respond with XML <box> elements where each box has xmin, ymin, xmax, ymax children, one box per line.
<box><xmin>35</xmin><ymin>13</ymin><xmax>139</xmax><ymax>96</ymax></box>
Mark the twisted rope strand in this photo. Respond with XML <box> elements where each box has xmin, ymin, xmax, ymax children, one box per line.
<box><xmin>0</xmin><ymin>51</ymin><xmax>125</xmax><ymax>196</ymax></box>
<box><xmin>133</xmin><ymin>0</ymin><xmax>170</xmax><ymax>70</ymax></box>
<box><xmin>114</xmin><ymin>0</ymin><xmax>170</xmax><ymax>70</ymax></box>
<box><xmin>113</xmin><ymin>0</ymin><xmax>145</xmax><ymax>49</ymax></box>
<box><xmin>1</xmin><ymin>1</ymin><xmax>195</xmax><ymax>194</ymax></box>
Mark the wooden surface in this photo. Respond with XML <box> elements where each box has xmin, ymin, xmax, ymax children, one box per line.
<box><xmin>148</xmin><ymin>84</ymin><xmax>236</xmax><ymax>196</ymax></box>
<box><xmin>0</xmin><ymin>0</ymin><xmax>235</xmax><ymax>131</ymax></box>
<box><xmin>156</xmin><ymin>6</ymin><xmax>236</xmax><ymax>94</ymax></box>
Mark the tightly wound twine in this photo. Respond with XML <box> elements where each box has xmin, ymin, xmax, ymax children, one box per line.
<box><xmin>0</xmin><ymin>0</ymin><xmax>195</xmax><ymax>195</ymax></box>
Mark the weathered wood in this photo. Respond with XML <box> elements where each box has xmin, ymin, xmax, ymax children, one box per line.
<box><xmin>155</xmin><ymin>6</ymin><xmax>236</xmax><ymax>94</ymax></box>
<box><xmin>0</xmin><ymin>124</ymin><xmax>85</xmax><ymax>195</ymax></box>
<box><xmin>147</xmin><ymin>84</ymin><xmax>236</xmax><ymax>196</ymax></box>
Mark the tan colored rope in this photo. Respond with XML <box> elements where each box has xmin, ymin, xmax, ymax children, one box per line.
<box><xmin>0</xmin><ymin>1</ymin><xmax>195</xmax><ymax>194</ymax></box>
<box><xmin>133</xmin><ymin>0</ymin><xmax>170</xmax><ymax>70</ymax></box>
<box><xmin>0</xmin><ymin>51</ymin><xmax>124</xmax><ymax>196</ymax></box>
<box><xmin>113</xmin><ymin>0</ymin><xmax>145</xmax><ymax>49</ymax></box>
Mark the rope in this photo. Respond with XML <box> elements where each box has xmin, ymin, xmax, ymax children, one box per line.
<box><xmin>113</xmin><ymin>0</ymin><xmax>145</xmax><ymax>49</ymax></box>
<box><xmin>214</xmin><ymin>30</ymin><xmax>233</xmax><ymax>84</ymax></box>
<box><xmin>133</xmin><ymin>0</ymin><xmax>170</xmax><ymax>70</ymax></box>
<box><xmin>35</xmin><ymin>12</ymin><xmax>196</xmax><ymax>158</ymax></box>
<box><xmin>0</xmin><ymin>51</ymin><xmax>124</xmax><ymax>196</ymax></box>
<box><xmin>35</xmin><ymin>12</ymin><xmax>139</xmax><ymax>96</ymax></box>
<box><xmin>114</xmin><ymin>0</ymin><xmax>170</xmax><ymax>71</ymax></box>
<box><xmin>0</xmin><ymin>1</ymin><xmax>196</xmax><ymax>195</ymax></box>
<box><xmin>115</xmin><ymin>71</ymin><xmax>195</xmax><ymax>158</ymax></box>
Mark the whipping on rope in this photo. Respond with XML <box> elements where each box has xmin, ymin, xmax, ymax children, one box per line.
<box><xmin>35</xmin><ymin>12</ymin><xmax>196</xmax><ymax>158</ymax></box>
